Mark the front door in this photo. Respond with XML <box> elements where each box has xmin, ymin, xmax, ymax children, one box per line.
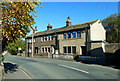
<box><xmin>81</xmin><ymin>46</ymin><xmax>86</xmax><ymax>56</ymax></box>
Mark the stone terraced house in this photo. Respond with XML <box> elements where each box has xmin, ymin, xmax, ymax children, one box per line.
<box><xmin>25</xmin><ymin>17</ymin><xmax>106</xmax><ymax>57</ymax></box>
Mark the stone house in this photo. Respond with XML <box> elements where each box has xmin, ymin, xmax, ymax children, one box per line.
<box><xmin>25</xmin><ymin>17</ymin><xmax>106</xmax><ymax>57</ymax></box>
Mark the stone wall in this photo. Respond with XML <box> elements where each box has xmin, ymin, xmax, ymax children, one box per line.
<box><xmin>90</xmin><ymin>42</ymin><xmax>104</xmax><ymax>57</ymax></box>
<box><xmin>105</xmin><ymin>43</ymin><xmax>120</xmax><ymax>53</ymax></box>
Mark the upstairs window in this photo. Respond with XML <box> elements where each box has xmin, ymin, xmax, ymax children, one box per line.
<box><xmin>64</xmin><ymin>33</ymin><xmax>67</xmax><ymax>39</ymax></box>
<box><xmin>68</xmin><ymin>32</ymin><xmax>71</xmax><ymax>38</ymax></box>
<box><xmin>42</xmin><ymin>37</ymin><xmax>44</xmax><ymax>41</ymax></box>
<box><xmin>77</xmin><ymin>31</ymin><xmax>81</xmax><ymax>38</ymax></box>
<box><xmin>51</xmin><ymin>35</ymin><xmax>54</xmax><ymax>40</ymax></box>
<box><xmin>72</xmin><ymin>31</ymin><xmax>76</xmax><ymax>38</ymax></box>
<box><xmin>28</xmin><ymin>39</ymin><xmax>32</xmax><ymax>43</ymax></box>
<box><xmin>45</xmin><ymin>36</ymin><xmax>47</xmax><ymax>41</ymax></box>
<box><xmin>34</xmin><ymin>38</ymin><xmax>36</xmax><ymax>42</ymax></box>
<box><xmin>48</xmin><ymin>35</ymin><xmax>50</xmax><ymax>41</ymax></box>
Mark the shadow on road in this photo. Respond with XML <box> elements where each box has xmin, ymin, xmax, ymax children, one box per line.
<box><xmin>3</xmin><ymin>62</ymin><xmax>19</xmax><ymax>74</ymax></box>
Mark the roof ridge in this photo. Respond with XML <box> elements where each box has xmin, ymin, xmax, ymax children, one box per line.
<box><xmin>27</xmin><ymin>19</ymin><xmax>99</xmax><ymax>37</ymax></box>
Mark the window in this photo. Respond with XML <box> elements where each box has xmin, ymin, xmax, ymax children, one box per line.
<box><xmin>48</xmin><ymin>48</ymin><xmax>50</xmax><ymax>53</ymax></box>
<box><xmin>64</xmin><ymin>33</ymin><xmax>67</xmax><ymax>39</ymax></box>
<box><xmin>68</xmin><ymin>32</ymin><xmax>71</xmax><ymax>38</ymax></box>
<box><xmin>45</xmin><ymin>47</ymin><xmax>47</xmax><ymax>53</ymax></box>
<box><xmin>77</xmin><ymin>31</ymin><xmax>81</xmax><ymax>38</ymax></box>
<box><xmin>63</xmin><ymin>47</ymin><xmax>67</xmax><ymax>53</ymax></box>
<box><xmin>48</xmin><ymin>35</ymin><xmax>50</xmax><ymax>41</ymax></box>
<box><xmin>45</xmin><ymin>36</ymin><xmax>47</xmax><ymax>41</ymax></box>
<box><xmin>34</xmin><ymin>47</ymin><xmax>38</xmax><ymax>54</ymax></box>
<box><xmin>68</xmin><ymin>46</ymin><xmax>71</xmax><ymax>53</ymax></box>
<box><xmin>29</xmin><ymin>48</ymin><xmax>31</xmax><ymax>53</ymax></box>
<box><xmin>72</xmin><ymin>46</ymin><xmax>76</xmax><ymax>54</ymax></box>
<box><xmin>42</xmin><ymin>48</ymin><xmax>44</xmax><ymax>53</ymax></box>
<box><xmin>42</xmin><ymin>37</ymin><xmax>44</xmax><ymax>41</ymax></box>
<box><xmin>51</xmin><ymin>35</ymin><xmax>53</xmax><ymax>40</ymax></box>
<box><xmin>34</xmin><ymin>38</ymin><xmax>36</xmax><ymax>42</ymax></box>
<box><xmin>72</xmin><ymin>31</ymin><xmax>76</xmax><ymax>38</ymax></box>
<box><xmin>28</xmin><ymin>39</ymin><xmax>32</xmax><ymax>43</ymax></box>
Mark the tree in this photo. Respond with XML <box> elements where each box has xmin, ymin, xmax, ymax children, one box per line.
<box><xmin>1</xmin><ymin>1</ymin><xmax>42</xmax><ymax>51</ymax></box>
<box><xmin>6</xmin><ymin>38</ymin><xmax>25</xmax><ymax>55</ymax></box>
<box><xmin>102</xmin><ymin>13</ymin><xmax>120</xmax><ymax>43</ymax></box>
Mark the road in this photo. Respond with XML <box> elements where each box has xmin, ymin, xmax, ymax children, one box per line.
<box><xmin>4</xmin><ymin>56</ymin><xmax>119</xmax><ymax>79</ymax></box>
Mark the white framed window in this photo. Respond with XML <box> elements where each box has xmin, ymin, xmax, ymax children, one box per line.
<box><xmin>34</xmin><ymin>38</ymin><xmax>36</xmax><ymax>42</ymax></box>
<box><xmin>28</xmin><ymin>39</ymin><xmax>32</xmax><ymax>43</ymax></box>
<box><xmin>29</xmin><ymin>48</ymin><xmax>31</xmax><ymax>53</ymax></box>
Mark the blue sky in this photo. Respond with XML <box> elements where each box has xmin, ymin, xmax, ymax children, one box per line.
<box><xmin>27</xmin><ymin>2</ymin><xmax>118</xmax><ymax>36</ymax></box>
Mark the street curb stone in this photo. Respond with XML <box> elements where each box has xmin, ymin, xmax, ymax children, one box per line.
<box><xmin>0</xmin><ymin>62</ymin><xmax>4</xmax><ymax>81</ymax></box>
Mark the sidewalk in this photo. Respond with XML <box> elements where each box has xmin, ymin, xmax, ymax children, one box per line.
<box><xmin>3</xmin><ymin>61</ymin><xmax>31</xmax><ymax>79</ymax></box>
<box><xmin>0</xmin><ymin>64</ymin><xmax>2</xmax><ymax>81</ymax></box>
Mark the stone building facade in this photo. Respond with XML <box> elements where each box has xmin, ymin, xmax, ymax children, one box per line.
<box><xmin>25</xmin><ymin>17</ymin><xmax>106</xmax><ymax>57</ymax></box>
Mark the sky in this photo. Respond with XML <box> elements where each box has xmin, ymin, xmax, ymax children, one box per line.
<box><xmin>27</xmin><ymin>2</ymin><xmax>118</xmax><ymax>36</ymax></box>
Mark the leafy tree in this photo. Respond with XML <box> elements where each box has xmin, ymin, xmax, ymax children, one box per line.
<box><xmin>1</xmin><ymin>1</ymin><xmax>42</xmax><ymax>51</ymax></box>
<box><xmin>6</xmin><ymin>39</ymin><xmax>25</xmax><ymax>55</ymax></box>
<box><xmin>102</xmin><ymin>13</ymin><xmax>120</xmax><ymax>43</ymax></box>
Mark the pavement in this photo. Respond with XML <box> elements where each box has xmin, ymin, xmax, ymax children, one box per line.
<box><xmin>3</xmin><ymin>61</ymin><xmax>31</xmax><ymax>79</ymax></box>
<box><xmin>0</xmin><ymin>64</ymin><xmax>2</xmax><ymax>81</ymax></box>
<box><xmin>3</xmin><ymin>56</ymin><xmax>119</xmax><ymax>79</ymax></box>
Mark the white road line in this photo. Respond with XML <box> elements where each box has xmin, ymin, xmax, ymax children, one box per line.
<box><xmin>4</xmin><ymin>61</ymin><xmax>32</xmax><ymax>79</ymax></box>
<box><xmin>58</xmin><ymin>64</ymin><xmax>89</xmax><ymax>74</ymax></box>
<box><xmin>43</xmin><ymin>61</ymin><xmax>50</xmax><ymax>64</ymax></box>
<box><xmin>19</xmin><ymin>66</ymin><xmax>32</xmax><ymax>79</ymax></box>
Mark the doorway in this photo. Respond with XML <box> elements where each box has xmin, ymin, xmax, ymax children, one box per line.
<box><xmin>35</xmin><ymin>47</ymin><xmax>38</xmax><ymax>54</ymax></box>
<box><xmin>81</xmin><ymin>46</ymin><xmax>86</xmax><ymax>56</ymax></box>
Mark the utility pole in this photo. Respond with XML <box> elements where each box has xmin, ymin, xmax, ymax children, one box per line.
<box><xmin>31</xmin><ymin>26</ymin><xmax>37</xmax><ymax>58</ymax></box>
<box><xmin>32</xmin><ymin>31</ymin><xmax>34</xmax><ymax>58</ymax></box>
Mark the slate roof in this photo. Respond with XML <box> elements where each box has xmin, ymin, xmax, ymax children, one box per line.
<box><xmin>27</xmin><ymin>19</ymin><xmax>99</xmax><ymax>38</ymax></box>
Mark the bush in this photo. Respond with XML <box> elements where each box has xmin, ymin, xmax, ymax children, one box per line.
<box><xmin>0</xmin><ymin>55</ymin><xmax>5</xmax><ymax>61</ymax></box>
<box><xmin>6</xmin><ymin>39</ymin><xmax>25</xmax><ymax>55</ymax></box>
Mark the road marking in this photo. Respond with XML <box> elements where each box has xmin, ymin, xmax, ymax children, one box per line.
<box><xmin>4</xmin><ymin>61</ymin><xmax>32</xmax><ymax>79</ymax></box>
<box><xmin>19</xmin><ymin>66</ymin><xmax>32</xmax><ymax>79</ymax></box>
<box><xmin>58</xmin><ymin>64</ymin><xmax>89</xmax><ymax>74</ymax></box>
<box><xmin>43</xmin><ymin>61</ymin><xmax>50</xmax><ymax>64</ymax></box>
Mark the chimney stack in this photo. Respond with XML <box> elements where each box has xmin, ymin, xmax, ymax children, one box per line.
<box><xmin>66</xmin><ymin>17</ymin><xmax>72</xmax><ymax>26</ymax></box>
<box><xmin>47</xmin><ymin>23</ymin><xmax>52</xmax><ymax>30</ymax></box>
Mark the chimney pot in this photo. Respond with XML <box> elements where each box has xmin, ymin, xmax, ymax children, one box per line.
<box><xmin>66</xmin><ymin>17</ymin><xmax>72</xmax><ymax>26</ymax></box>
<box><xmin>47</xmin><ymin>23</ymin><xmax>52</xmax><ymax>30</ymax></box>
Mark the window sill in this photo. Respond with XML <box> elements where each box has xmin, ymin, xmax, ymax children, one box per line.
<box><xmin>63</xmin><ymin>37</ymin><xmax>82</xmax><ymax>40</ymax></box>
